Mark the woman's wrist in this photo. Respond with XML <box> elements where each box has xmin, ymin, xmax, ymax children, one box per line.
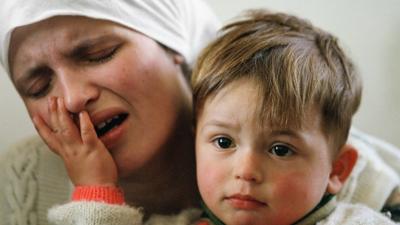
<box><xmin>72</xmin><ymin>185</ymin><xmax>125</xmax><ymax>205</ymax></box>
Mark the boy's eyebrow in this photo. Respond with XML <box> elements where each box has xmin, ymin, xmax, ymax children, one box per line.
<box><xmin>199</xmin><ymin>119</ymin><xmax>240</xmax><ymax>131</ymax></box>
<box><xmin>269</xmin><ymin>129</ymin><xmax>302</xmax><ymax>139</ymax></box>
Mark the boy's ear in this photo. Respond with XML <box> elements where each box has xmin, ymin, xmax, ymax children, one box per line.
<box><xmin>327</xmin><ymin>144</ymin><xmax>358</xmax><ymax>194</ymax></box>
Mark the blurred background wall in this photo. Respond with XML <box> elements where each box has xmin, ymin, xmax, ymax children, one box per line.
<box><xmin>0</xmin><ymin>0</ymin><xmax>399</xmax><ymax>151</ymax></box>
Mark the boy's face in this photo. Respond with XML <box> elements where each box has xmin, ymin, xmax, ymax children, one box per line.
<box><xmin>195</xmin><ymin>79</ymin><xmax>337</xmax><ymax>225</ymax></box>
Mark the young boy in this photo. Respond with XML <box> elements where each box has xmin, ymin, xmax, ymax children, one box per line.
<box><xmin>191</xmin><ymin>9</ymin><xmax>397</xmax><ymax>225</ymax></box>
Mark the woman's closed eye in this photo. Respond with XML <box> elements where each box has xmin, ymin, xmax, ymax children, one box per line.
<box><xmin>212</xmin><ymin>136</ymin><xmax>236</xmax><ymax>150</ymax></box>
<box><xmin>27</xmin><ymin>78</ymin><xmax>51</xmax><ymax>98</ymax></box>
<box><xmin>84</xmin><ymin>45</ymin><xmax>120</xmax><ymax>63</ymax></box>
<box><xmin>269</xmin><ymin>144</ymin><xmax>294</xmax><ymax>158</ymax></box>
<box><xmin>23</xmin><ymin>67</ymin><xmax>53</xmax><ymax>98</ymax></box>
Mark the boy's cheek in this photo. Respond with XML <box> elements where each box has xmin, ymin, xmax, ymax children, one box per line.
<box><xmin>271</xmin><ymin>171</ymin><xmax>327</xmax><ymax>213</ymax></box>
<box><xmin>197</xmin><ymin>159</ymin><xmax>224</xmax><ymax>199</ymax></box>
<box><xmin>271</xmin><ymin>174</ymin><xmax>307</xmax><ymax>200</ymax></box>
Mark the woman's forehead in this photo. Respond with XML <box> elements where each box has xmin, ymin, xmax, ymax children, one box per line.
<box><xmin>12</xmin><ymin>16</ymin><xmax>122</xmax><ymax>42</ymax></box>
<box><xmin>10</xmin><ymin>17</ymin><xmax>125</xmax><ymax>50</ymax></box>
<box><xmin>8</xmin><ymin>16</ymin><xmax>129</xmax><ymax>79</ymax></box>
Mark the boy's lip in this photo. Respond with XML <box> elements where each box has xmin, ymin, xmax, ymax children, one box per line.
<box><xmin>225</xmin><ymin>194</ymin><xmax>267</xmax><ymax>210</ymax></box>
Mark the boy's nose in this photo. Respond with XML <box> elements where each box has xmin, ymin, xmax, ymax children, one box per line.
<box><xmin>58</xmin><ymin>70</ymin><xmax>100</xmax><ymax>113</ymax></box>
<box><xmin>234</xmin><ymin>151</ymin><xmax>263</xmax><ymax>183</ymax></box>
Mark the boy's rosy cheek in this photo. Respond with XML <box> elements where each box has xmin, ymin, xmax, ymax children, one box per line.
<box><xmin>271</xmin><ymin>172</ymin><xmax>311</xmax><ymax>202</ymax></box>
<box><xmin>271</xmin><ymin>171</ymin><xmax>323</xmax><ymax>216</ymax></box>
<box><xmin>197</xmin><ymin>163</ymin><xmax>222</xmax><ymax>199</ymax></box>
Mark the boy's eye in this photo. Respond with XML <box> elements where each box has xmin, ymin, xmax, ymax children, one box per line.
<box><xmin>270</xmin><ymin>145</ymin><xmax>294</xmax><ymax>157</ymax></box>
<box><xmin>213</xmin><ymin>137</ymin><xmax>235</xmax><ymax>149</ymax></box>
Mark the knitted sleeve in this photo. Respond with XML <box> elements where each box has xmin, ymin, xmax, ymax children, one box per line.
<box><xmin>47</xmin><ymin>186</ymin><xmax>202</xmax><ymax>225</ymax></box>
<box><xmin>48</xmin><ymin>201</ymin><xmax>143</xmax><ymax>225</ymax></box>
<box><xmin>71</xmin><ymin>186</ymin><xmax>125</xmax><ymax>205</ymax></box>
<box><xmin>48</xmin><ymin>186</ymin><xmax>144</xmax><ymax>225</ymax></box>
<box><xmin>48</xmin><ymin>202</ymin><xmax>202</xmax><ymax>225</ymax></box>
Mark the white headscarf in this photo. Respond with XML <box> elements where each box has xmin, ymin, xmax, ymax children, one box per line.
<box><xmin>0</xmin><ymin>0</ymin><xmax>220</xmax><ymax>74</ymax></box>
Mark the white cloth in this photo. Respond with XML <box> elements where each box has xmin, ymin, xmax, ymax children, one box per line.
<box><xmin>296</xmin><ymin>197</ymin><xmax>398</xmax><ymax>225</ymax></box>
<box><xmin>338</xmin><ymin>128</ymin><xmax>400</xmax><ymax>210</ymax></box>
<box><xmin>0</xmin><ymin>0</ymin><xmax>221</xmax><ymax>74</ymax></box>
<box><xmin>315</xmin><ymin>203</ymin><xmax>399</xmax><ymax>225</ymax></box>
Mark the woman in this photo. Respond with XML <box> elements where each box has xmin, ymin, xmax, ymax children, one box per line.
<box><xmin>0</xmin><ymin>0</ymin><xmax>219</xmax><ymax>224</ymax></box>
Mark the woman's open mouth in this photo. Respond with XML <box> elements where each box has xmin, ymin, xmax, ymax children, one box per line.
<box><xmin>95</xmin><ymin>113</ymin><xmax>128</xmax><ymax>137</ymax></box>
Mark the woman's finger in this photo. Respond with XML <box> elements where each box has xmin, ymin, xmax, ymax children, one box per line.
<box><xmin>79</xmin><ymin>111</ymin><xmax>99</xmax><ymax>147</ymax></box>
<box><xmin>48</xmin><ymin>96</ymin><xmax>59</xmax><ymax>133</ymax></box>
<box><xmin>57</xmin><ymin>97</ymin><xmax>80</xmax><ymax>143</ymax></box>
<box><xmin>32</xmin><ymin>115</ymin><xmax>61</xmax><ymax>155</ymax></box>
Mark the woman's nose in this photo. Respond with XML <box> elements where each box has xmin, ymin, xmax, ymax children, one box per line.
<box><xmin>234</xmin><ymin>151</ymin><xmax>263</xmax><ymax>183</ymax></box>
<box><xmin>58</xmin><ymin>70</ymin><xmax>100</xmax><ymax>113</ymax></box>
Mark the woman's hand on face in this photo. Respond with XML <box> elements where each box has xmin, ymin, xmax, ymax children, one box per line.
<box><xmin>32</xmin><ymin>97</ymin><xmax>118</xmax><ymax>187</ymax></box>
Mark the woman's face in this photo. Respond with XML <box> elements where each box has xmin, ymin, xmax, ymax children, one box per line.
<box><xmin>9</xmin><ymin>16</ymin><xmax>192</xmax><ymax>177</ymax></box>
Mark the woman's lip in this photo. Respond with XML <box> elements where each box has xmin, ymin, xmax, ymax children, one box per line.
<box><xmin>90</xmin><ymin>108</ymin><xmax>128</xmax><ymax>126</ymax></box>
<box><xmin>89</xmin><ymin>108</ymin><xmax>129</xmax><ymax>149</ymax></box>
<box><xmin>99</xmin><ymin>115</ymin><xmax>129</xmax><ymax>149</ymax></box>
<box><xmin>225</xmin><ymin>194</ymin><xmax>267</xmax><ymax>210</ymax></box>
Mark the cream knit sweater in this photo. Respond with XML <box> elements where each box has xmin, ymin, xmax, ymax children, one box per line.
<box><xmin>0</xmin><ymin>136</ymin><xmax>71</xmax><ymax>225</ymax></box>
<box><xmin>48</xmin><ymin>203</ymin><xmax>201</xmax><ymax>225</ymax></box>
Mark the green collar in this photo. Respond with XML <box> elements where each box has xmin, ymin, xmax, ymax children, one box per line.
<box><xmin>295</xmin><ymin>194</ymin><xmax>335</xmax><ymax>224</ymax></box>
<box><xmin>200</xmin><ymin>200</ymin><xmax>225</xmax><ymax>225</ymax></box>
<box><xmin>200</xmin><ymin>194</ymin><xmax>335</xmax><ymax>225</ymax></box>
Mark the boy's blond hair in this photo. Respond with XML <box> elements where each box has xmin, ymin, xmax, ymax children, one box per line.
<box><xmin>192</xmin><ymin>10</ymin><xmax>362</xmax><ymax>151</ymax></box>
